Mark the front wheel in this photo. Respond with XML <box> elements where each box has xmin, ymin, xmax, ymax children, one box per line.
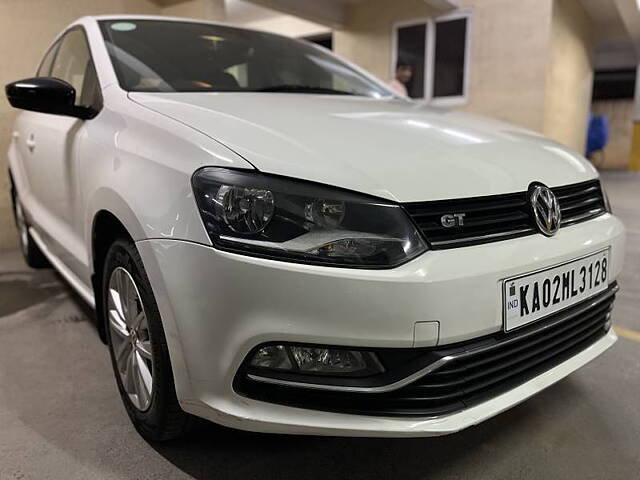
<box><xmin>103</xmin><ymin>239</ymin><xmax>190</xmax><ymax>441</ymax></box>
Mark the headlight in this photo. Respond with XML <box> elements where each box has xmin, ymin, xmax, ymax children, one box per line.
<box><xmin>192</xmin><ymin>168</ymin><xmax>427</xmax><ymax>268</ymax></box>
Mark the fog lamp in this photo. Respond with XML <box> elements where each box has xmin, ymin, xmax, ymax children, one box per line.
<box><xmin>249</xmin><ymin>344</ymin><xmax>384</xmax><ymax>376</ymax></box>
<box><xmin>250</xmin><ymin>345</ymin><xmax>292</xmax><ymax>370</ymax></box>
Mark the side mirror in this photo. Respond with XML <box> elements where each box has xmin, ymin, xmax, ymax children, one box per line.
<box><xmin>5</xmin><ymin>77</ymin><xmax>95</xmax><ymax>120</ymax></box>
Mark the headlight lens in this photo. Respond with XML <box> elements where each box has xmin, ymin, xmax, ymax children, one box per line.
<box><xmin>192</xmin><ymin>168</ymin><xmax>427</xmax><ymax>268</ymax></box>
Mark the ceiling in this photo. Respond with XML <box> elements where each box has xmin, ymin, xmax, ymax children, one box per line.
<box><xmin>580</xmin><ymin>0</ymin><xmax>640</xmax><ymax>69</ymax></box>
<box><xmin>580</xmin><ymin>0</ymin><xmax>629</xmax><ymax>44</ymax></box>
<box><xmin>231</xmin><ymin>0</ymin><xmax>458</xmax><ymax>27</ymax></box>
<box><xmin>226</xmin><ymin>0</ymin><xmax>280</xmax><ymax>23</ymax></box>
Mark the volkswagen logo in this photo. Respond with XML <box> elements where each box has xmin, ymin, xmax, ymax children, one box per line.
<box><xmin>530</xmin><ymin>184</ymin><xmax>561</xmax><ymax>237</ymax></box>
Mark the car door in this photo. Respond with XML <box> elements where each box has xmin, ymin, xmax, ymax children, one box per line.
<box><xmin>12</xmin><ymin>40</ymin><xmax>60</xmax><ymax>219</ymax></box>
<box><xmin>20</xmin><ymin>27</ymin><xmax>102</xmax><ymax>276</ymax></box>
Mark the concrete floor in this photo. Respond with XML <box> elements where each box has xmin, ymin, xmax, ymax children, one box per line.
<box><xmin>0</xmin><ymin>171</ymin><xmax>638</xmax><ymax>480</ymax></box>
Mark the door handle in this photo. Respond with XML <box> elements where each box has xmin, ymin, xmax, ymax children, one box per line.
<box><xmin>26</xmin><ymin>134</ymin><xmax>36</xmax><ymax>153</ymax></box>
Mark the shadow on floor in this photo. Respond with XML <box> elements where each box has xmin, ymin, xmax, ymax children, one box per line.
<box><xmin>147</xmin><ymin>380</ymin><xmax>579</xmax><ymax>480</ymax></box>
<box><xmin>0</xmin><ymin>270</ymin><xmax>65</xmax><ymax>317</ymax></box>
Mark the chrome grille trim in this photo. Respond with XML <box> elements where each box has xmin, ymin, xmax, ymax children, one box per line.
<box><xmin>403</xmin><ymin>180</ymin><xmax>607</xmax><ymax>249</ymax></box>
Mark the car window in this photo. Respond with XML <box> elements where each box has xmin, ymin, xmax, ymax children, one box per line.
<box><xmin>99</xmin><ymin>20</ymin><xmax>392</xmax><ymax>97</ymax></box>
<box><xmin>36</xmin><ymin>43</ymin><xmax>59</xmax><ymax>77</ymax></box>
<box><xmin>50</xmin><ymin>28</ymin><xmax>100</xmax><ymax>108</ymax></box>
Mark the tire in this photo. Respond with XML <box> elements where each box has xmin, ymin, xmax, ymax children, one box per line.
<box><xmin>11</xmin><ymin>190</ymin><xmax>49</xmax><ymax>269</ymax></box>
<box><xmin>102</xmin><ymin>239</ymin><xmax>190</xmax><ymax>442</ymax></box>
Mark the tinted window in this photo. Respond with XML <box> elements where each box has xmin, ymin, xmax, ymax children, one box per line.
<box><xmin>37</xmin><ymin>43</ymin><xmax>59</xmax><ymax>77</ymax></box>
<box><xmin>51</xmin><ymin>29</ymin><xmax>98</xmax><ymax>107</ymax></box>
<box><xmin>51</xmin><ymin>29</ymin><xmax>91</xmax><ymax>94</ymax></box>
<box><xmin>433</xmin><ymin>18</ymin><xmax>467</xmax><ymax>98</ymax></box>
<box><xmin>396</xmin><ymin>24</ymin><xmax>426</xmax><ymax>99</ymax></box>
<box><xmin>98</xmin><ymin>20</ymin><xmax>389</xmax><ymax>97</ymax></box>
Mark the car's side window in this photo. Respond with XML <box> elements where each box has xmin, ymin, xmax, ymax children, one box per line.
<box><xmin>36</xmin><ymin>43</ymin><xmax>60</xmax><ymax>77</ymax></box>
<box><xmin>50</xmin><ymin>28</ymin><xmax>101</xmax><ymax>110</ymax></box>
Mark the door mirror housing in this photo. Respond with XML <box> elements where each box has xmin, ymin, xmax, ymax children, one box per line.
<box><xmin>5</xmin><ymin>77</ymin><xmax>96</xmax><ymax>120</ymax></box>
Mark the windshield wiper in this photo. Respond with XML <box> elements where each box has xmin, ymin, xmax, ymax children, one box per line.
<box><xmin>255</xmin><ymin>85</ymin><xmax>358</xmax><ymax>95</ymax></box>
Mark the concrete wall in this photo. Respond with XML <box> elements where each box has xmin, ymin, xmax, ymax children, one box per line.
<box><xmin>542</xmin><ymin>0</ymin><xmax>594</xmax><ymax>153</ymax></box>
<box><xmin>458</xmin><ymin>0</ymin><xmax>554</xmax><ymax>133</ymax></box>
<box><xmin>0</xmin><ymin>0</ymin><xmax>162</xmax><ymax>251</ymax></box>
<box><xmin>333</xmin><ymin>0</ymin><xmax>555</xmax><ymax>133</ymax></box>
<box><xmin>333</xmin><ymin>0</ymin><xmax>595</xmax><ymax>152</ymax></box>
<box><xmin>333</xmin><ymin>0</ymin><xmax>438</xmax><ymax>84</ymax></box>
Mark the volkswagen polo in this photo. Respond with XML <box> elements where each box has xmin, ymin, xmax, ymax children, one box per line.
<box><xmin>5</xmin><ymin>16</ymin><xmax>625</xmax><ymax>440</ymax></box>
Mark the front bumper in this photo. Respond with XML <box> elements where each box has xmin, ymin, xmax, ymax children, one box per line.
<box><xmin>136</xmin><ymin>213</ymin><xmax>625</xmax><ymax>436</ymax></box>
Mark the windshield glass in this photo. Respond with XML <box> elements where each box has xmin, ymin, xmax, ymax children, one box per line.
<box><xmin>98</xmin><ymin>20</ymin><xmax>391</xmax><ymax>97</ymax></box>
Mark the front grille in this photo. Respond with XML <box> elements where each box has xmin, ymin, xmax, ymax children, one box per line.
<box><xmin>554</xmin><ymin>181</ymin><xmax>607</xmax><ymax>227</ymax></box>
<box><xmin>403</xmin><ymin>180</ymin><xmax>607</xmax><ymax>249</ymax></box>
<box><xmin>237</xmin><ymin>284</ymin><xmax>617</xmax><ymax>417</ymax></box>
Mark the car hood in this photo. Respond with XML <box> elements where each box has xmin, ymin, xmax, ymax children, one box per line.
<box><xmin>130</xmin><ymin>92</ymin><xmax>598</xmax><ymax>202</ymax></box>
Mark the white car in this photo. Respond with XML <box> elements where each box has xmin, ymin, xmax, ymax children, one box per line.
<box><xmin>6</xmin><ymin>15</ymin><xmax>625</xmax><ymax>440</ymax></box>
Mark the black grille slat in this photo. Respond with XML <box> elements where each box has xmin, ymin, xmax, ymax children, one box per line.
<box><xmin>433</xmin><ymin>292</ymin><xmax>613</xmax><ymax>371</ymax></box>
<box><xmin>403</xmin><ymin>180</ymin><xmax>607</xmax><ymax>249</ymax></box>
<box><xmin>460</xmin><ymin>322</ymin><xmax>607</xmax><ymax>397</ymax></box>
<box><xmin>561</xmin><ymin>196</ymin><xmax>604</xmax><ymax>212</ymax></box>
<box><xmin>562</xmin><ymin>208</ymin><xmax>606</xmax><ymax>226</ymax></box>
<box><xmin>420</xmin><ymin>300</ymin><xmax>611</xmax><ymax>381</ymax></box>
<box><xmin>405</xmin><ymin>320</ymin><xmax>607</xmax><ymax>403</ymax></box>
<box><xmin>405</xmin><ymin>197</ymin><xmax>527</xmax><ymax>217</ymax></box>
<box><xmin>418</xmin><ymin>211</ymin><xmax>531</xmax><ymax>232</ymax></box>
<box><xmin>555</xmin><ymin>185</ymin><xmax>600</xmax><ymax>201</ymax></box>
<box><xmin>429</xmin><ymin>228</ymin><xmax>534</xmax><ymax>247</ymax></box>
<box><xmin>238</xmin><ymin>285</ymin><xmax>617</xmax><ymax>417</ymax></box>
<box><xmin>417</xmin><ymin>305</ymin><xmax>608</xmax><ymax>392</ymax></box>
<box><xmin>557</xmin><ymin>180</ymin><xmax>606</xmax><ymax>226</ymax></box>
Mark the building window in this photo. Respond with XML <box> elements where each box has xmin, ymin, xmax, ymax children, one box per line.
<box><xmin>392</xmin><ymin>12</ymin><xmax>470</xmax><ymax>103</ymax></box>
<box><xmin>396</xmin><ymin>23</ymin><xmax>426</xmax><ymax>98</ymax></box>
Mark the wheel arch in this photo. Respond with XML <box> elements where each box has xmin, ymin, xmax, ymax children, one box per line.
<box><xmin>88</xmin><ymin>190</ymin><xmax>146</xmax><ymax>343</ymax></box>
<box><xmin>90</xmin><ymin>210</ymin><xmax>136</xmax><ymax>343</ymax></box>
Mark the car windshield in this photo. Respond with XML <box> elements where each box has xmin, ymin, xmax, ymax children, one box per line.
<box><xmin>98</xmin><ymin>19</ymin><xmax>391</xmax><ymax>97</ymax></box>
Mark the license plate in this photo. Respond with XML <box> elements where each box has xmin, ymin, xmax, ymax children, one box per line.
<box><xmin>503</xmin><ymin>249</ymin><xmax>610</xmax><ymax>331</ymax></box>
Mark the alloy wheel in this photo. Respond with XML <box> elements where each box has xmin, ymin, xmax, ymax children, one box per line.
<box><xmin>107</xmin><ymin>267</ymin><xmax>154</xmax><ymax>411</ymax></box>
